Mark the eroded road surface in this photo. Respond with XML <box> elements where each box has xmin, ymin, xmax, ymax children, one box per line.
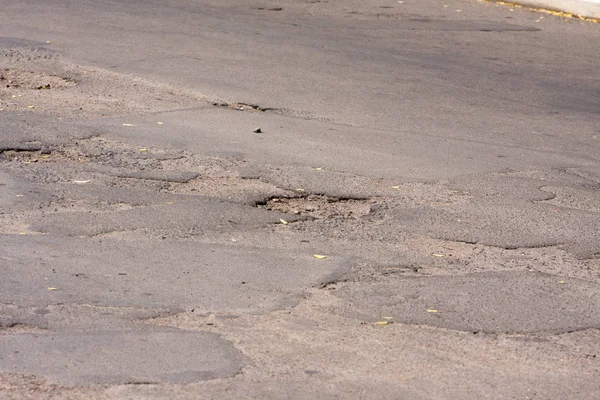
<box><xmin>1</xmin><ymin>0</ymin><xmax>599</xmax><ymax>398</ymax></box>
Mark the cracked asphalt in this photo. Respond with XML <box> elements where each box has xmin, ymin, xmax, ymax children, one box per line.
<box><xmin>1</xmin><ymin>0</ymin><xmax>599</xmax><ymax>398</ymax></box>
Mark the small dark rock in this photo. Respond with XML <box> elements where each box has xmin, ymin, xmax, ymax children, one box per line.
<box><xmin>253</xmin><ymin>127</ymin><xmax>262</xmax><ymax>133</ymax></box>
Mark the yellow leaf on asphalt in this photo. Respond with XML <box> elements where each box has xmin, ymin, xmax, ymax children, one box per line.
<box><xmin>157</xmin><ymin>122</ymin><xmax>164</xmax><ymax>125</ymax></box>
<box><xmin>392</xmin><ymin>185</ymin><xmax>400</xmax><ymax>189</ymax></box>
<box><xmin>432</xmin><ymin>253</ymin><xmax>445</xmax><ymax>257</ymax></box>
<box><xmin>73</xmin><ymin>180</ymin><xmax>91</xmax><ymax>184</ymax></box>
<box><xmin>167</xmin><ymin>201</ymin><xmax>174</xmax><ymax>205</ymax></box>
<box><xmin>382</xmin><ymin>316</ymin><xmax>394</xmax><ymax>320</ymax></box>
<box><xmin>427</xmin><ymin>309</ymin><xmax>439</xmax><ymax>313</ymax></box>
<box><xmin>295</xmin><ymin>188</ymin><xmax>305</xmax><ymax>192</ymax></box>
<box><xmin>122</xmin><ymin>123</ymin><xmax>134</xmax><ymax>126</ymax></box>
<box><xmin>48</xmin><ymin>287</ymin><xmax>58</xmax><ymax>291</ymax></box>
<box><xmin>138</xmin><ymin>148</ymin><xmax>148</xmax><ymax>153</ymax></box>
<box><xmin>313</xmin><ymin>254</ymin><xmax>327</xmax><ymax>259</ymax></box>
<box><xmin>279</xmin><ymin>219</ymin><xmax>288</xmax><ymax>225</ymax></box>
<box><xmin>315</xmin><ymin>168</ymin><xmax>322</xmax><ymax>171</ymax></box>
<box><xmin>41</xmin><ymin>155</ymin><xmax>50</xmax><ymax>159</ymax></box>
<box><xmin>559</xmin><ymin>280</ymin><xmax>565</xmax><ymax>284</ymax></box>
<box><xmin>375</xmin><ymin>321</ymin><xmax>389</xmax><ymax>325</ymax></box>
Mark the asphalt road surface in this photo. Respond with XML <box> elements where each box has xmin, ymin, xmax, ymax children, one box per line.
<box><xmin>1</xmin><ymin>0</ymin><xmax>599</xmax><ymax>399</ymax></box>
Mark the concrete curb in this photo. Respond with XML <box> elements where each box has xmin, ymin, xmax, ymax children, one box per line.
<box><xmin>514</xmin><ymin>0</ymin><xmax>600</xmax><ymax>18</ymax></box>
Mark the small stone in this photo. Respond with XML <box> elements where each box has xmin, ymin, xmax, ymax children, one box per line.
<box><xmin>253</xmin><ymin>127</ymin><xmax>262</xmax><ymax>133</ymax></box>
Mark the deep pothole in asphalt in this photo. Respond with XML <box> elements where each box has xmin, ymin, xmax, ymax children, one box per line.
<box><xmin>257</xmin><ymin>195</ymin><xmax>377</xmax><ymax>220</ymax></box>
<box><xmin>1</xmin><ymin>137</ymin><xmax>384</xmax><ymax>224</ymax></box>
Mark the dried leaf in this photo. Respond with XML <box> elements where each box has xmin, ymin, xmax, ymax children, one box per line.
<box><xmin>279</xmin><ymin>219</ymin><xmax>289</xmax><ymax>225</ymax></box>
<box><xmin>313</xmin><ymin>254</ymin><xmax>327</xmax><ymax>259</ymax></box>
<box><xmin>375</xmin><ymin>321</ymin><xmax>389</xmax><ymax>326</ymax></box>
<box><xmin>392</xmin><ymin>185</ymin><xmax>400</xmax><ymax>189</ymax></box>
<box><xmin>138</xmin><ymin>148</ymin><xmax>148</xmax><ymax>153</ymax></box>
<box><xmin>432</xmin><ymin>253</ymin><xmax>445</xmax><ymax>257</ymax></box>
<box><xmin>122</xmin><ymin>123</ymin><xmax>134</xmax><ymax>127</ymax></box>
<box><xmin>48</xmin><ymin>287</ymin><xmax>58</xmax><ymax>291</ymax></box>
<box><xmin>73</xmin><ymin>180</ymin><xmax>91</xmax><ymax>184</ymax></box>
<box><xmin>559</xmin><ymin>280</ymin><xmax>565</xmax><ymax>284</ymax></box>
<box><xmin>315</xmin><ymin>168</ymin><xmax>322</xmax><ymax>171</ymax></box>
<box><xmin>295</xmin><ymin>188</ymin><xmax>305</xmax><ymax>192</ymax></box>
<box><xmin>156</xmin><ymin>122</ymin><xmax>164</xmax><ymax>125</ymax></box>
<box><xmin>426</xmin><ymin>309</ymin><xmax>439</xmax><ymax>313</ymax></box>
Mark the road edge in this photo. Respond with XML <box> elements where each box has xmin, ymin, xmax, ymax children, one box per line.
<box><xmin>506</xmin><ymin>0</ymin><xmax>600</xmax><ymax>18</ymax></box>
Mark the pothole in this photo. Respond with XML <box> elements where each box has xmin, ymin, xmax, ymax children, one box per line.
<box><xmin>0</xmin><ymin>148</ymin><xmax>84</xmax><ymax>164</ymax></box>
<box><xmin>212</xmin><ymin>101</ymin><xmax>277</xmax><ymax>112</ymax></box>
<box><xmin>0</xmin><ymin>68</ymin><xmax>76</xmax><ymax>90</ymax></box>
<box><xmin>257</xmin><ymin>195</ymin><xmax>377</xmax><ymax>219</ymax></box>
